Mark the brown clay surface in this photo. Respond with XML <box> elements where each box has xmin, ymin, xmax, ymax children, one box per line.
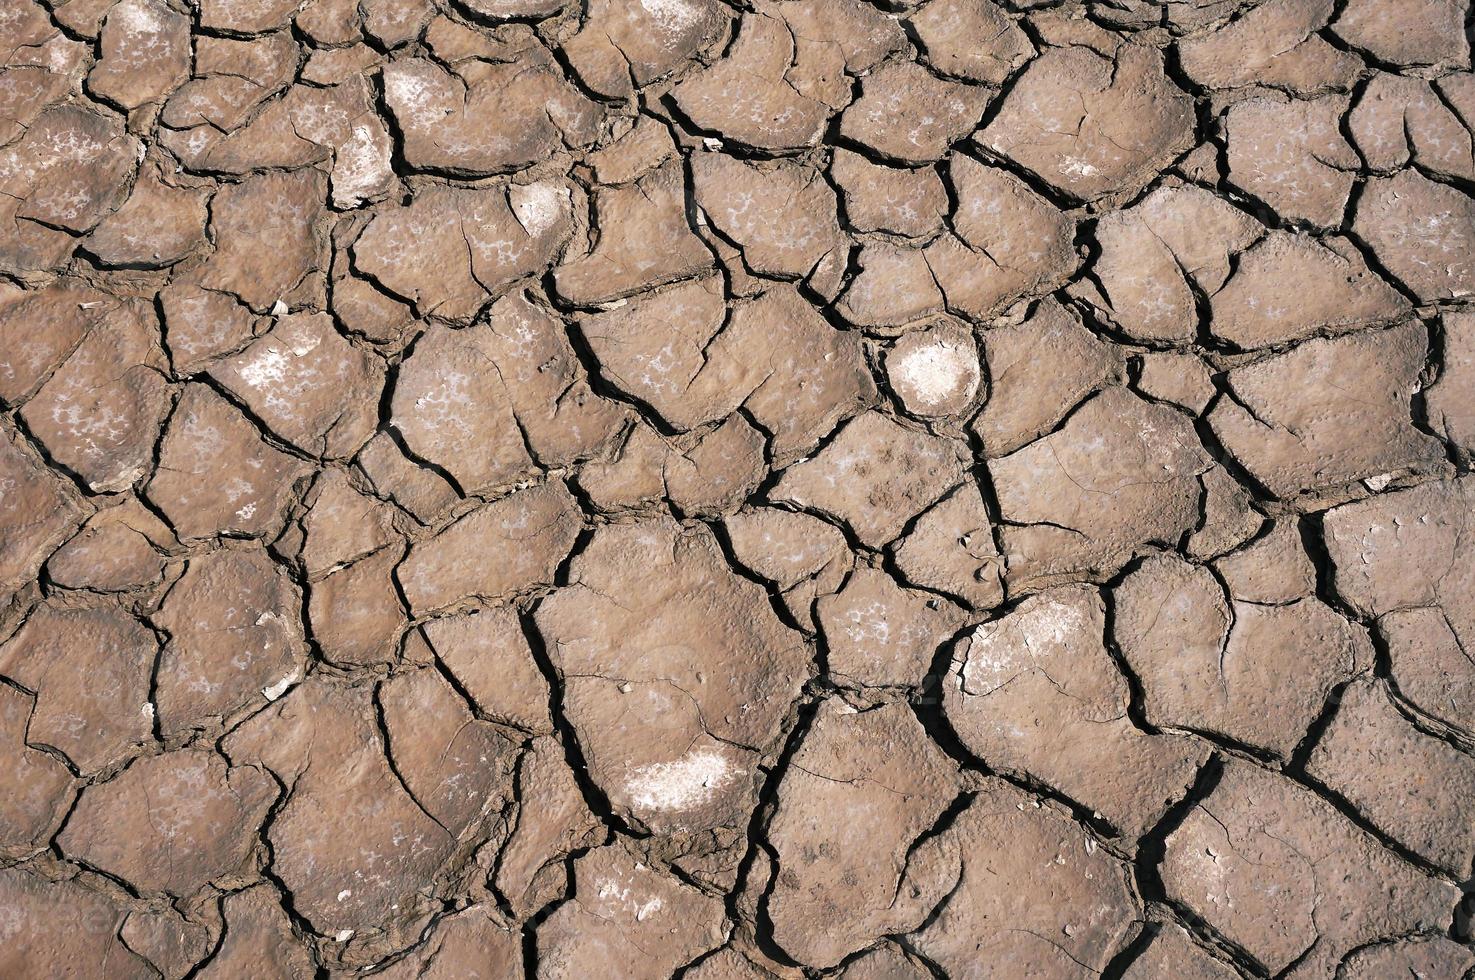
<box><xmin>1</xmin><ymin>0</ymin><xmax>1474</xmax><ymax>976</ymax></box>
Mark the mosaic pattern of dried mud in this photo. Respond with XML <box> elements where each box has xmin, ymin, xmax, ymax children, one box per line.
<box><xmin>4</xmin><ymin>0</ymin><xmax>1475</xmax><ymax>976</ymax></box>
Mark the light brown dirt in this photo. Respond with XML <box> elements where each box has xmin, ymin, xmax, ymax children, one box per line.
<box><xmin>0</xmin><ymin>0</ymin><xmax>1473</xmax><ymax>976</ymax></box>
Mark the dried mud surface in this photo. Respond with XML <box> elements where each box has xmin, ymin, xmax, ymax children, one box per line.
<box><xmin>2</xmin><ymin>0</ymin><xmax>1475</xmax><ymax>976</ymax></box>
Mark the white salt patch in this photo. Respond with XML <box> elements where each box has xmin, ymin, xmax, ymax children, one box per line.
<box><xmin>640</xmin><ymin>0</ymin><xmax>701</xmax><ymax>32</ymax></box>
<box><xmin>115</xmin><ymin>0</ymin><xmax>164</xmax><ymax>34</ymax></box>
<box><xmin>596</xmin><ymin>878</ymin><xmax>665</xmax><ymax>921</ymax></box>
<box><xmin>333</xmin><ymin>125</ymin><xmax>391</xmax><ymax>208</ymax></box>
<box><xmin>891</xmin><ymin>340</ymin><xmax>978</xmax><ymax>409</ymax></box>
<box><xmin>959</xmin><ymin>622</ymin><xmax>1017</xmax><ymax>696</ymax></box>
<box><xmin>385</xmin><ymin>67</ymin><xmax>436</xmax><ymax>115</ymax></box>
<box><xmin>236</xmin><ymin>347</ymin><xmax>290</xmax><ymax>388</ymax></box>
<box><xmin>262</xmin><ymin>671</ymin><xmax>299</xmax><ymax>701</ymax></box>
<box><xmin>626</xmin><ymin>748</ymin><xmax>735</xmax><ymax>811</ymax></box>
<box><xmin>1061</xmin><ymin>156</ymin><xmax>1100</xmax><ymax>178</ymax></box>
<box><xmin>235</xmin><ymin>330</ymin><xmax>320</xmax><ymax>389</ymax></box>
<box><xmin>962</xmin><ymin>597</ymin><xmax>1084</xmax><ymax>696</ymax></box>
<box><xmin>509</xmin><ymin>182</ymin><xmax>567</xmax><ymax>237</ymax></box>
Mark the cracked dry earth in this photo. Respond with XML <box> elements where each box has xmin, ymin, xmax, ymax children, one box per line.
<box><xmin>7</xmin><ymin>0</ymin><xmax>1475</xmax><ymax>978</ymax></box>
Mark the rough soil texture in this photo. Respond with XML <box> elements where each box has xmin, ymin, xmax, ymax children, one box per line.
<box><xmin>2</xmin><ymin>0</ymin><xmax>1475</xmax><ymax>977</ymax></box>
